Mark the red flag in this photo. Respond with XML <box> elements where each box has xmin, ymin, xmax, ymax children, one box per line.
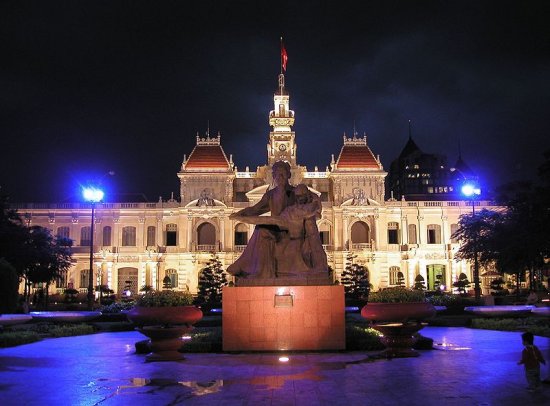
<box><xmin>281</xmin><ymin>42</ymin><xmax>288</xmax><ymax>72</ymax></box>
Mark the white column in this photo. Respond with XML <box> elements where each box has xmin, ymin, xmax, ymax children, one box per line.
<box><xmin>219</xmin><ymin>218</ymin><xmax>225</xmax><ymax>251</ymax></box>
<box><xmin>151</xmin><ymin>262</ymin><xmax>158</xmax><ymax>290</ymax></box>
<box><xmin>140</xmin><ymin>262</ymin><xmax>146</xmax><ymax>289</ymax></box>
<box><xmin>187</xmin><ymin>218</ymin><xmax>193</xmax><ymax>251</ymax></box>
<box><xmin>342</xmin><ymin>216</ymin><xmax>349</xmax><ymax>250</ymax></box>
<box><xmin>107</xmin><ymin>262</ymin><xmax>113</xmax><ymax>289</ymax></box>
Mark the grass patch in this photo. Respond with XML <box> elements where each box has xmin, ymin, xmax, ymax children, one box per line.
<box><xmin>471</xmin><ymin>317</ymin><xmax>550</xmax><ymax>337</ymax></box>
<box><xmin>0</xmin><ymin>331</ymin><xmax>42</xmax><ymax>347</ymax></box>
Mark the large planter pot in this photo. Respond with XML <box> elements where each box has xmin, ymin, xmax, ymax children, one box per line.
<box><xmin>126</xmin><ymin>306</ymin><xmax>203</xmax><ymax>327</ymax></box>
<box><xmin>361</xmin><ymin>302</ymin><xmax>436</xmax><ymax>358</ymax></box>
<box><xmin>361</xmin><ymin>302</ymin><xmax>436</xmax><ymax>323</ymax></box>
<box><xmin>126</xmin><ymin>306</ymin><xmax>203</xmax><ymax>362</ymax></box>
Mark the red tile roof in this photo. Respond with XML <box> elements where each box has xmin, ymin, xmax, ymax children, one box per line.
<box><xmin>185</xmin><ymin>145</ymin><xmax>230</xmax><ymax>170</ymax></box>
<box><xmin>336</xmin><ymin>144</ymin><xmax>381</xmax><ymax>170</ymax></box>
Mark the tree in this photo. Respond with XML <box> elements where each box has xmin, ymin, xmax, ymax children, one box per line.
<box><xmin>22</xmin><ymin>226</ymin><xmax>73</xmax><ymax>308</ymax></box>
<box><xmin>413</xmin><ymin>274</ymin><xmax>426</xmax><ymax>290</ymax></box>
<box><xmin>489</xmin><ymin>278</ymin><xmax>506</xmax><ymax>295</ymax></box>
<box><xmin>340</xmin><ymin>252</ymin><xmax>370</xmax><ymax>301</ymax></box>
<box><xmin>0</xmin><ymin>196</ymin><xmax>73</xmax><ymax>308</ymax></box>
<box><xmin>452</xmin><ymin>150</ymin><xmax>550</xmax><ymax>299</ymax></box>
<box><xmin>197</xmin><ymin>252</ymin><xmax>228</xmax><ymax>306</ymax></box>
<box><xmin>396</xmin><ymin>271</ymin><xmax>405</xmax><ymax>287</ymax></box>
<box><xmin>452</xmin><ymin>208</ymin><xmax>507</xmax><ymax>299</ymax></box>
<box><xmin>453</xmin><ymin>272</ymin><xmax>471</xmax><ymax>295</ymax></box>
<box><xmin>0</xmin><ymin>258</ymin><xmax>19</xmax><ymax>313</ymax></box>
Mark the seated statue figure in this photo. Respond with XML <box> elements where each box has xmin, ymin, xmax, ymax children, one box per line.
<box><xmin>227</xmin><ymin>161</ymin><xmax>328</xmax><ymax>279</ymax></box>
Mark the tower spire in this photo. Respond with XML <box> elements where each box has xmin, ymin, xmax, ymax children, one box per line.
<box><xmin>408</xmin><ymin>119</ymin><xmax>412</xmax><ymax>140</ymax></box>
<box><xmin>268</xmin><ymin>39</ymin><xmax>296</xmax><ymax>166</ymax></box>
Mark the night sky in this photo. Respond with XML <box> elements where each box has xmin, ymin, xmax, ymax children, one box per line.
<box><xmin>1</xmin><ymin>1</ymin><xmax>549</xmax><ymax>203</ymax></box>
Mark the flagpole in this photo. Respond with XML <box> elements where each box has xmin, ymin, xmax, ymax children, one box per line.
<box><xmin>280</xmin><ymin>36</ymin><xmax>283</xmax><ymax>75</ymax></box>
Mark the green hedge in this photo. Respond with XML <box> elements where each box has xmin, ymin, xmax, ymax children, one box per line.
<box><xmin>0</xmin><ymin>331</ymin><xmax>41</xmax><ymax>347</ymax></box>
<box><xmin>471</xmin><ymin>317</ymin><xmax>550</xmax><ymax>337</ymax></box>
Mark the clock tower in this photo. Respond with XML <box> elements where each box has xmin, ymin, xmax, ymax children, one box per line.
<box><xmin>267</xmin><ymin>73</ymin><xmax>297</xmax><ymax>167</ymax></box>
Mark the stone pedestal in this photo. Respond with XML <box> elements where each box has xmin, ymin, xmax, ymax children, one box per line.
<box><xmin>222</xmin><ymin>285</ymin><xmax>345</xmax><ymax>351</ymax></box>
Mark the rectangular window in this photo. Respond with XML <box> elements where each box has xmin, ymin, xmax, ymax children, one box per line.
<box><xmin>147</xmin><ymin>226</ymin><xmax>156</xmax><ymax>247</ymax></box>
<box><xmin>122</xmin><ymin>226</ymin><xmax>136</xmax><ymax>246</ymax></box>
<box><xmin>80</xmin><ymin>270</ymin><xmax>89</xmax><ymax>288</ymax></box>
<box><xmin>57</xmin><ymin>226</ymin><xmax>70</xmax><ymax>239</ymax></box>
<box><xmin>450</xmin><ymin>224</ymin><xmax>459</xmax><ymax>243</ymax></box>
<box><xmin>80</xmin><ymin>226</ymin><xmax>91</xmax><ymax>246</ymax></box>
<box><xmin>102</xmin><ymin>226</ymin><xmax>112</xmax><ymax>246</ymax></box>
<box><xmin>319</xmin><ymin>231</ymin><xmax>330</xmax><ymax>245</ymax></box>
<box><xmin>388</xmin><ymin>222</ymin><xmax>399</xmax><ymax>244</ymax></box>
<box><xmin>56</xmin><ymin>270</ymin><xmax>67</xmax><ymax>289</ymax></box>
<box><xmin>166</xmin><ymin>223</ymin><xmax>177</xmax><ymax>246</ymax></box>
<box><xmin>427</xmin><ymin>224</ymin><xmax>441</xmax><ymax>244</ymax></box>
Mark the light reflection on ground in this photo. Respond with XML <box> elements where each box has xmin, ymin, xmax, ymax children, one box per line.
<box><xmin>433</xmin><ymin>336</ymin><xmax>472</xmax><ymax>351</ymax></box>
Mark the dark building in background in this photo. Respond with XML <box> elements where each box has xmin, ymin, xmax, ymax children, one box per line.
<box><xmin>386</xmin><ymin>124</ymin><xmax>475</xmax><ymax>201</ymax></box>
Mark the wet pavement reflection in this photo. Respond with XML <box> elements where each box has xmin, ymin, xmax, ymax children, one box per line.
<box><xmin>0</xmin><ymin>327</ymin><xmax>548</xmax><ymax>405</ymax></box>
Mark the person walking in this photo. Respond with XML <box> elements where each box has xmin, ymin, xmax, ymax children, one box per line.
<box><xmin>518</xmin><ymin>332</ymin><xmax>546</xmax><ymax>391</ymax></box>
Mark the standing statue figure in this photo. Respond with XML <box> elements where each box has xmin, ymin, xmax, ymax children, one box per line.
<box><xmin>227</xmin><ymin>161</ymin><xmax>328</xmax><ymax>279</ymax></box>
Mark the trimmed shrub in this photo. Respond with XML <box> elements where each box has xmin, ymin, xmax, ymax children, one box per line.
<box><xmin>368</xmin><ymin>287</ymin><xmax>426</xmax><ymax>303</ymax></box>
<box><xmin>345</xmin><ymin>325</ymin><xmax>385</xmax><ymax>351</ymax></box>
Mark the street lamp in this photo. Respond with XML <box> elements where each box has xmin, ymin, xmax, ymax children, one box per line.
<box><xmin>461</xmin><ymin>180</ymin><xmax>481</xmax><ymax>301</ymax></box>
<box><xmin>83</xmin><ymin>186</ymin><xmax>104</xmax><ymax>310</ymax></box>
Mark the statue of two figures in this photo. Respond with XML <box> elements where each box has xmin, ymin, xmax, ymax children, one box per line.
<box><xmin>227</xmin><ymin>161</ymin><xmax>328</xmax><ymax>281</ymax></box>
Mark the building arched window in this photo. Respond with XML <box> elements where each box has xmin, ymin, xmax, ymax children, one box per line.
<box><xmin>122</xmin><ymin>226</ymin><xmax>136</xmax><ymax>246</ymax></box>
<box><xmin>387</xmin><ymin>222</ymin><xmax>399</xmax><ymax>244</ymax></box>
<box><xmin>389</xmin><ymin>266</ymin><xmax>404</xmax><ymax>286</ymax></box>
<box><xmin>197</xmin><ymin>222</ymin><xmax>216</xmax><ymax>248</ymax></box>
<box><xmin>165</xmin><ymin>268</ymin><xmax>178</xmax><ymax>288</ymax></box>
<box><xmin>450</xmin><ymin>223</ymin><xmax>459</xmax><ymax>243</ymax></box>
<box><xmin>234</xmin><ymin>223</ymin><xmax>248</xmax><ymax>246</ymax></box>
<box><xmin>408</xmin><ymin>224</ymin><xmax>417</xmax><ymax>244</ymax></box>
<box><xmin>350</xmin><ymin>221</ymin><xmax>370</xmax><ymax>249</ymax></box>
<box><xmin>427</xmin><ymin>224</ymin><xmax>442</xmax><ymax>244</ymax></box>
<box><xmin>57</xmin><ymin>226</ymin><xmax>70</xmax><ymax>239</ymax></box>
<box><xmin>102</xmin><ymin>226</ymin><xmax>112</xmax><ymax>246</ymax></box>
<box><xmin>147</xmin><ymin>226</ymin><xmax>156</xmax><ymax>247</ymax></box>
<box><xmin>80</xmin><ymin>226</ymin><xmax>91</xmax><ymax>246</ymax></box>
<box><xmin>80</xmin><ymin>269</ymin><xmax>90</xmax><ymax>288</ymax></box>
<box><xmin>166</xmin><ymin>223</ymin><xmax>177</xmax><ymax>246</ymax></box>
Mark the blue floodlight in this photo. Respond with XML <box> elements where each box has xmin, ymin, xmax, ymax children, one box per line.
<box><xmin>461</xmin><ymin>182</ymin><xmax>481</xmax><ymax>198</ymax></box>
<box><xmin>82</xmin><ymin>187</ymin><xmax>104</xmax><ymax>202</ymax></box>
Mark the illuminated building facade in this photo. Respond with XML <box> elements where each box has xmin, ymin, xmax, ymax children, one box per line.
<box><xmin>15</xmin><ymin>73</ymin><xmax>499</xmax><ymax>297</ymax></box>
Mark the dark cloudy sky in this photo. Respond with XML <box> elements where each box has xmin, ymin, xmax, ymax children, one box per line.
<box><xmin>1</xmin><ymin>1</ymin><xmax>549</xmax><ymax>202</ymax></box>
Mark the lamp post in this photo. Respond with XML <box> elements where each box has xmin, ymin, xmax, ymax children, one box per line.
<box><xmin>461</xmin><ymin>181</ymin><xmax>481</xmax><ymax>301</ymax></box>
<box><xmin>83</xmin><ymin>187</ymin><xmax>104</xmax><ymax>310</ymax></box>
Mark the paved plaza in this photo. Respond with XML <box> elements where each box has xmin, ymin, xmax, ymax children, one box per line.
<box><xmin>0</xmin><ymin>327</ymin><xmax>549</xmax><ymax>405</ymax></box>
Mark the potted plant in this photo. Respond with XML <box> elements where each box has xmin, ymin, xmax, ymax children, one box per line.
<box><xmin>360</xmin><ymin>287</ymin><xmax>436</xmax><ymax>357</ymax></box>
<box><xmin>126</xmin><ymin>290</ymin><xmax>203</xmax><ymax>362</ymax></box>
